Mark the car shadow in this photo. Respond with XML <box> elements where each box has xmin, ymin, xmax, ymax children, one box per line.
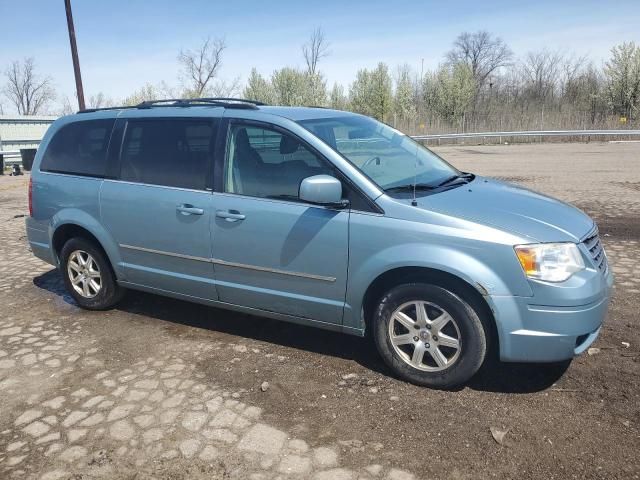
<box><xmin>33</xmin><ymin>269</ymin><xmax>569</xmax><ymax>395</ymax></box>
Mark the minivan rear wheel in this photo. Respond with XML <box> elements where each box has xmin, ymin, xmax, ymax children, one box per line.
<box><xmin>372</xmin><ymin>283</ymin><xmax>487</xmax><ymax>389</ymax></box>
<box><xmin>60</xmin><ymin>237</ymin><xmax>123</xmax><ymax>310</ymax></box>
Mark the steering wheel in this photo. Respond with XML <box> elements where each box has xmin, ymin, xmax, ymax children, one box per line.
<box><xmin>362</xmin><ymin>156</ymin><xmax>381</xmax><ymax>168</ymax></box>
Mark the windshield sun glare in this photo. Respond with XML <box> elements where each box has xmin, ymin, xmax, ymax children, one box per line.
<box><xmin>299</xmin><ymin>115</ymin><xmax>459</xmax><ymax>191</ymax></box>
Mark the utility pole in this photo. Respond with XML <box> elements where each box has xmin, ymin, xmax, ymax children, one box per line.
<box><xmin>64</xmin><ymin>0</ymin><xmax>85</xmax><ymax>110</ymax></box>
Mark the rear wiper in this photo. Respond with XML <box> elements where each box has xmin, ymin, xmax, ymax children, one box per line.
<box><xmin>436</xmin><ymin>172</ymin><xmax>474</xmax><ymax>188</ymax></box>
<box><xmin>384</xmin><ymin>183</ymin><xmax>437</xmax><ymax>193</ymax></box>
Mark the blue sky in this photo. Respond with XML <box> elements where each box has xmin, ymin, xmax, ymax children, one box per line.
<box><xmin>1</xmin><ymin>0</ymin><xmax>639</xmax><ymax>111</ymax></box>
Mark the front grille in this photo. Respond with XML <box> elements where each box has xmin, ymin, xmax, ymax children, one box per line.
<box><xmin>582</xmin><ymin>229</ymin><xmax>608</xmax><ymax>273</ymax></box>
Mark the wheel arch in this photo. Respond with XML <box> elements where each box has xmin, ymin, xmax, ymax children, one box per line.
<box><xmin>50</xmin><ymin>221</ymin><xmax>122</xmax><ymax>280</ymax></box>
<box><xmin>361</xmin><ymin>266</ymin><xmax>499</xmax><ymax>358</ymax></box>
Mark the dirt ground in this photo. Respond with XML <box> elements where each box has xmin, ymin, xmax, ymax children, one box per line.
<box><xmin>0</xmin><ymin>142</ymin><xmax>638</xmax><ymax>480</ymax></box>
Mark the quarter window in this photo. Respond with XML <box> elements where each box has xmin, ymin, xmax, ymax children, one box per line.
<box><xmin>119</xmin><ymin>119</ymin><xmax>217</xmax><ymax>190</ymax></box>
<box><xmin>225</xmin><ymin>125</ymin><xmax>333</xmax><ymax>200</ymax></box>
<box><xmin>40</xmin><ymin>119</ymin><xmax>115</xmax><ymax>177</ymax></box>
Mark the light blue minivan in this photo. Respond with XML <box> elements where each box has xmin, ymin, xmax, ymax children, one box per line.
<box><xmin>26</xmin><ymin>98</ymin><xmax>613</xmax><ymax>388</ymax></box>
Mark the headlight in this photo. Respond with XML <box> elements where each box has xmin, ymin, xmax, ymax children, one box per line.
<box><xmin>514</xmin><ymin>243</ymin><xmax>585</xmax><ymax>282</ymax></box>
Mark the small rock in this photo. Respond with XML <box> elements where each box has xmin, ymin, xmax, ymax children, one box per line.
<box><xmin>365</xmin><ymin>464</ymin><xmax>383</xmax><ymax>476</ymax></box>
<box><xmin>389</xmin><ymin>396</ymin><xmax>399</xmax><ymax>402</ymax></box>
<box><xmin>14</xmin><ymin>409</ymin><xmax>43</xmax><ymax>426</ymax></box>
<box><xmin>587</xmin><ymin>347</ymin><xmax>600</xmax><ymax>356</ymax></box>
<box><xmin>622</xmin><ymin>420</ymin><xmax>631</xmax><ymax>427</ymax></box>
<box><xmin>388</xmin><ymin>468</ymin><xmax>416</xmax><ymax>480</ymax></box>
<box><xmin>621</xmin><ymin>342</ymin><xmax>630</xmax><ymax>349</ymax></box>
<box><xmin>260</xmin><ymin>381</ymin><xmax>269</xmax><ymax>392</ymax></box>
<box><xmin>490</xmin><ymin>426</ymin><xmax>509</xmax><ymax>445</ymax></box>
<box><xmin>338</xmin><ymin>439</ymin><xmax>363</xmax><ymax>449</ymax></box>
<box><xmin>59</xmin><ymin>446</ymin><xmax>87</xmax><ymax>462</ymax></box>
<box><xmin>313</xmin><ymin>446</ymin><xmax>338</xmax><ymax>467</ymax></box>
<box><xmin>23</xmin><ymin>420</ymin><xmax>50</xmax><ymax>437</ymax></box>
<box><xmin>369</xmin><ymin>387</ymin><xmax>378</xmax><ymax>394</ymax></box>
<box><xmin>179</xmin><ymin>439</ymin><xmax>201</xmax><ymax>458</ymax></box>
<box><xmin>199</xmin><ymin>445</ymin><xmax>219</xmax><ymax>461</ymax></box>
<box><xmin>89</xmin><ymin>449</ymin><xmax>109</xmax><ymax>466</ymax></box>
<box><xmin>109</xmin><ymin>420</ymin><xmax>135</xmax><ymax>441</ymax></box>
<box><xmin>341</xmin><ymin>373</ymin><xmax>358</xmax><ymax>380</ymax></box>
<box><xmin>238</xmin><ymin>424</ymin><xmax>287</xmax><ymax>455</ymax></box>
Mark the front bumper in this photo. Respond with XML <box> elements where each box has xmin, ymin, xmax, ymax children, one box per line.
<box><xmin>491</xmin><ymin>268</ymin><xmax>614</xmax><ymax>363</ymax></box>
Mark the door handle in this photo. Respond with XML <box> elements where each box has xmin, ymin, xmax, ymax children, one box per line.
<box><xmin>216</xmin><ymin>209</ymin><xmax>246</xmax><ymax>222</ymax></box>
<box><xmin>176</xmin><ymin>204</ymin><xmax>204</xmax><ymax>215</ymax></box>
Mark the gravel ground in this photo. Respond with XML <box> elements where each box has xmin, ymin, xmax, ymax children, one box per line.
<box><xmin>0</xmin><ymin>142</ymin><xmax>638</xmax><ymax>480</ymax></box>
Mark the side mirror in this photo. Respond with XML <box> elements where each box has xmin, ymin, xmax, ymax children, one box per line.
<box><xmin>299</xmin><ymin>175</ymin><xmax>347</xmax><ymax>207</ymax></box>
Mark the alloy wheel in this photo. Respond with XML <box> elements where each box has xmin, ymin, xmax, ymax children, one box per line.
<box><xmin>388</xmin><ymin>300</ymin><xmax>461</xmax><ymax>371</ymax></box>
<box><xmin>67</xmin><ymin>250</ymin><xmax>102</xmax><ymax>298</ymax></box>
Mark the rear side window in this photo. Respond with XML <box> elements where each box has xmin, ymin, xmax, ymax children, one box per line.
<box><xmin>40</xmin><ymin>119</ymin><xmax>115</xmax><ymax>177</ymax></box>
<box><xmin>119</xmin><ymin>119</ymin><xmax>217</xmax><ymax>190</ymax></box>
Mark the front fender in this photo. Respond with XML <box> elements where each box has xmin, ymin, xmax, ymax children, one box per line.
<box><xmin>344</xmin><ymin>242</ymin><xmax>533</xmax><ymax>331</ymax></box>
<box><xmin>50</xmin><ymin>208</ymin><xmax>124</xmax><ymax>280</ymax></box>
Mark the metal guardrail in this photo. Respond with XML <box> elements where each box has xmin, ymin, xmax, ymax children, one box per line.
<box><xmin>412</xmin><ymin>129</ymin><xmax>640</xmax><ymax>141</ymax></box>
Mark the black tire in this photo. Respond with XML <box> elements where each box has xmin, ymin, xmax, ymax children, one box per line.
<box><xmin>60</xmin><ymin>237</ymin><xmax>124</xmax><ymax>310</ymax></box>
<box><xmin>372</xmin><ymin>283</ymin><xmax>487</xmax><ymax>389</ymax></box>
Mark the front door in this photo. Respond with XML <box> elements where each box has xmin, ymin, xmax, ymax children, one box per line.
<box><xmin>211</xmin><ymin>122</ymin><xmax>349</xmax><ymax>324</ymax></box>
<box><xmin>101</xmin><ymin>117</ymin><xmax>218</xmax><ymax>300</ymax></box>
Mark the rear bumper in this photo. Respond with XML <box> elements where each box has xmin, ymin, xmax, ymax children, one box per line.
<box><xmin>491</xmin><ymin>269</ymin><xmax>614</xmax><ymax>363</ymax></box>
<box><xmin>25</xmin><ymin>217</ymin><xmax>56</xmax><ymax>266</ymax></box>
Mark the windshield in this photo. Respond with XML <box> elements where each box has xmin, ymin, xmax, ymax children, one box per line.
<box><xmin>298</xmin><ymin>115</ymin><xmax>459</xmax><ymax>190</ymax></box>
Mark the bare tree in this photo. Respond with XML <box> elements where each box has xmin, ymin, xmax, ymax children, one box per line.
<box><xmin>3</xmin><ymin>58</ymin><xmax>55</xmax><ymax>115</ymax></box>
<box><xmin>87</xmin><ymin>92</ymin><xmax>116</xmax><ymax>109</ymax></box>
<box><xmin>178</xmin><ymin>37</ymin><xmax>227</xmax><ymax>97</ymax></box>
<box><xmin>58</xmin><ymin>95</ymin><xmax>75</xmax><ymax>116</ymax></box>
<box><xmin>561</xmin><ymin>54</ymin><xmax>587</xmax><ymax>89</ymax></box>
<box><xmin>520</xmin><ymin>49</ymin><xmax>564</xmax><ymax>102</ymax></box>
<box><xmin>446</xmin><ymin>31</ymin><xmax>513</xmax><ymax>90</ymax></box>
<box><xmin>302</xmin><ymin>27</ymin><xmax>330</xmax><ymax>75</ymax></box>
<box><xmin>209</xmin><ymin>77</ymin><xmax>242</xmax><ymax>97</ymax></box>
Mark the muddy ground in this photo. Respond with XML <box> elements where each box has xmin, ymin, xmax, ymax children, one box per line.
<box><xmin>0</xmin><ymin>142</ymin><xmax>638</xmax><ymax>480</ymax></box>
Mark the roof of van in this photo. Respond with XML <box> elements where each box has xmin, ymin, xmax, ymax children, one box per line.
<box><xmin>73</xmin><ymin>99</ymin><xmax>356</xmax><ymax>123</ymax></box>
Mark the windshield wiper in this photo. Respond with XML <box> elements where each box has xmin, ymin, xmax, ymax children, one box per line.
<box><xmin>436</xmin><ymin>172</ymin><xmax>474</xmax><ymax>188</ymax></box>
<box><xmin>384</xmin><ymin>183</ymin><xmax>437</xmax><ymax>193</ymax></box>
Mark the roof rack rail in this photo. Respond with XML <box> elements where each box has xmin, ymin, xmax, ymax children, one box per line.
<box><xmin>78</xmin><ymin>105</ymin><xmax>138</xmax><ymax>114</ymax></box>
<box><xmin>78</xmin><ymin>97</ymin><xmax>266</xmax><ymax>114</ymax></box>
<box><xmin>199</xmin><ymin>97</ymin><xmax>267</xmax><ymax>106</ymax></box>
<box><xmin>137</xmin><ymin>98</ymin><xmax>264</xmax><ymax>110</ymax></box>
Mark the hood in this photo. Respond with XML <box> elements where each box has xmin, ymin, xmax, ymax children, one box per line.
<box><xmin>409</xmin><ymin>177</ymin><xmax>594</xmax><ymax>242</ymax></box>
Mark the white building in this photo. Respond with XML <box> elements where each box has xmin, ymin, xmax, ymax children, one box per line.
<box><xmin>0</xmin><ymin>115</ymin><xmax>57</xmax><ymax>153</ymax></box>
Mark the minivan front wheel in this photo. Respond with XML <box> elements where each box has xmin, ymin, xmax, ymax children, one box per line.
<box><xmin>60</xmin><ymin>237</ymin><xmax>123</xmax><ymax>310</ymax></box>
<box><xmin>373</xmin><ymin>283</ymin><xmax>487</xmax><ymax>389</ymax></box>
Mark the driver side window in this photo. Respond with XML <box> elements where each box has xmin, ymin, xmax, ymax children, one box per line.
<box><xmin>225</xmin><ymin>124</ymin><xmax>333</xmax><ymax>200</ymax></box>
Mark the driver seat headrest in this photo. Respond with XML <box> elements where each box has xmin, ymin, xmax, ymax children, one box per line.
<box><xmin>279</xmin><ymin>135</ymin><xmax>300</xmax><ymax>155</ymax></box>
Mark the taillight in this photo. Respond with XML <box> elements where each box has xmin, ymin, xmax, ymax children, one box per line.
<box><xmin>28</xmin><ymin>177</ymin><xmax>33</xmax><ymax>217</ymax></box>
